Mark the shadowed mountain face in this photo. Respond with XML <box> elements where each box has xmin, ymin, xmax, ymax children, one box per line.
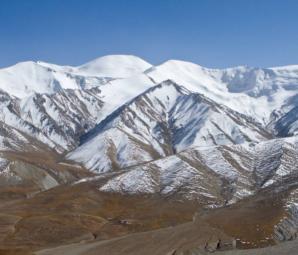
<box><xmin>1</xmin><ymin>55</ymin><xmax>298</xmax><ymax>254</ymax></box>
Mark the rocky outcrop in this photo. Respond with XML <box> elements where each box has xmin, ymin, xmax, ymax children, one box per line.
<box><xmin>274</xmin><ymin>204</ymin><xmax>298</xmax><ymax>242</ymax></box>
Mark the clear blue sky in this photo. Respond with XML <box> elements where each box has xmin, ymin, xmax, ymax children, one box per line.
<box><xmin>0</xmin><ymin>0</ymin><xmax>298</xmax><ymax>68</ymax></box>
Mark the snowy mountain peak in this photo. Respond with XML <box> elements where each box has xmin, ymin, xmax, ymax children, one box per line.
<box><xmin>77</xmin><ymin>54</ymin><xmax>152</xmax><ymax>77</ymax></box>
<box><xmin>0</xmin><ymin>61</ymin><xmax>71</xmax><ymax>98</ymax></box>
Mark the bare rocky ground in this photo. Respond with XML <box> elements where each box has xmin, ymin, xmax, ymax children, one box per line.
<box><xmin>0</xmin><ymin>150</ymin><xmax>297</xmax><ymax>255</ymax></box>
<box><xmin>35</xmin><ymin>221</ymin><xmax>230</xmax><ymax>255</ymax></box>
<box><xmin>34</xmin><ymin>223</ymin><xmax>298</xmax><ymax>255</ymax></box>
<box><xmin>0</xmin><ymin>180</ymin><xmax>293</xmax><ymax>255</ymax></box>
<box><xmin>0</xmin><ymin>160</ymin><xmax>198</xmax><ymax>254</ymax></box>
<box><xmin>35</xmin><ymin>239</ymin><xmax>298</xmax><ymax>255</ymax></box>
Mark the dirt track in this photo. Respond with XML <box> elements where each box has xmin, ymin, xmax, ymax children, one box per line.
<box><xmin>36</xmin><ymin>220</ymin><xmax>230</xmax><ymax>255</ymax></box>
<box><xmin>35</xmin><ymin>230</ymin><xmax>298</xmax><ymax>255</ymax></box>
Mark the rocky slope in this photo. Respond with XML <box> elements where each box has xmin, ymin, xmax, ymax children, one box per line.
<box><xmin>74</xmin><ymin>136</ymin><xmax>298</xmax><ymax>204</ymax></box>
<box><xmin>0</xmin><ymin>87</ymin><xmax>104</xmax><ymax>151</ymax></box>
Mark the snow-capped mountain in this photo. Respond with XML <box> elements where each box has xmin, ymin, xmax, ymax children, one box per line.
<box><xmin>67</xmin><ymin>80</ymin><xmax>270</xmax><ymax>173</ymax></box>
<box><xmin>1</xmin><ymin>54</ymin><xmax>298</xmax><ymax>204</ymax></box>
<box><xmin>146</xmin><ymin>61</ymin><xmax>298</xmax><ymax>125</ymax></box>
<box><xmin>1</xmin><ymin>55</ymin><xmax>297</xmax><ymax>129</ymax></box>
<box><xmin>0</xmin><ymin>55</ymin><xmax>151</xmax><ymax>98</ymax></box>
<box><xmin>76</xmin><ymin>55</ymin><xmax>152</xmax><ymax>77</ymax></box>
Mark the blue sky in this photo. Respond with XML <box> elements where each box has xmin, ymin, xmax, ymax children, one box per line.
<box><xmin>0</xmin><ymin>0</ymin><xmax>298</xmax><ymax>68</ymax></box>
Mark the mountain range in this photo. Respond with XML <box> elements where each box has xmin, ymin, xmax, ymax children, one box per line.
<box><xmin>2</xmin><ymin>55</ymin><xmax>298</xmax><ymax>253</ymax></box>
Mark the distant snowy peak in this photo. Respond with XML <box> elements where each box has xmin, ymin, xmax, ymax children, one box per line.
<box><xmin>221</xmin><ymin>65</ymin><xmax>298</xmax><ymax>97</ymax></box>
<box><xmin>77</xmin><ymin>55</ymin><xmax>152</xmax><ymax>77</ymax></box>
<box><xmin>0</xmin><ymin>55</ymin><xmax>152</xmax><ymax>98</ymax></box>
<box><xmin>0</xmin><ymin>61</ymin><xmax>67</xmax><ymax>98</ymax></box>
<box><xmin>146</xmin><ymin>60</ymin><xmax>298</xmax><ymax>124</ymax></box>
<box><xmin>147</xmin><ymin>60</ymin><xmax>298</xmax><ymax>97</ymax></box>
<box><xmin>38</xmin><ymin>55</ymin><xmax>152</xmax><ymax>77</ymax></box>
<box><xmin>0</xmin><ymin>60</ymin><xmax>109</xmax><ymax>98</ymax></box>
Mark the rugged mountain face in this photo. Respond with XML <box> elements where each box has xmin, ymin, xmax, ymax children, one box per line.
<box><xmin>0</xmin><ymin>120</ymin><xmax>35</xmax><ymax>151</ymax></box>
<box><xmin>67</xmin><ymin>80</ymin><xmax>270</xmax><ymax>173</ymax></box>
<box><xmin>0</xmin><ymin>88</ymin><xmax>104</xmax><ymax>151</ymax></box>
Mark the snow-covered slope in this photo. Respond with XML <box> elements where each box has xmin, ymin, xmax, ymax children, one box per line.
<box><xmin>83</xmin><ymin>136</ymin><xmax>298</xmax><ymax>204</ymax></box>
<box><xmin>67</xmin><ymin>80</ymin><xmax>270</xmax><ymax>173</ymax></box>
<box><xmin>0</xmin><ymin>61</ymin><xmax>114</xmax><ymax>98</ymax></box>
<box><xmin>0</xmin><ymin>55</ymin><xmax>152</xmax><ymax>98</ymax></box>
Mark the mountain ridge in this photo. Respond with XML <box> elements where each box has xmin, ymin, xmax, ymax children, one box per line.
<box><xmin>0</xmin><ymin>56</ymin><xmax>298</xmax><ymax>205</ymax></box>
